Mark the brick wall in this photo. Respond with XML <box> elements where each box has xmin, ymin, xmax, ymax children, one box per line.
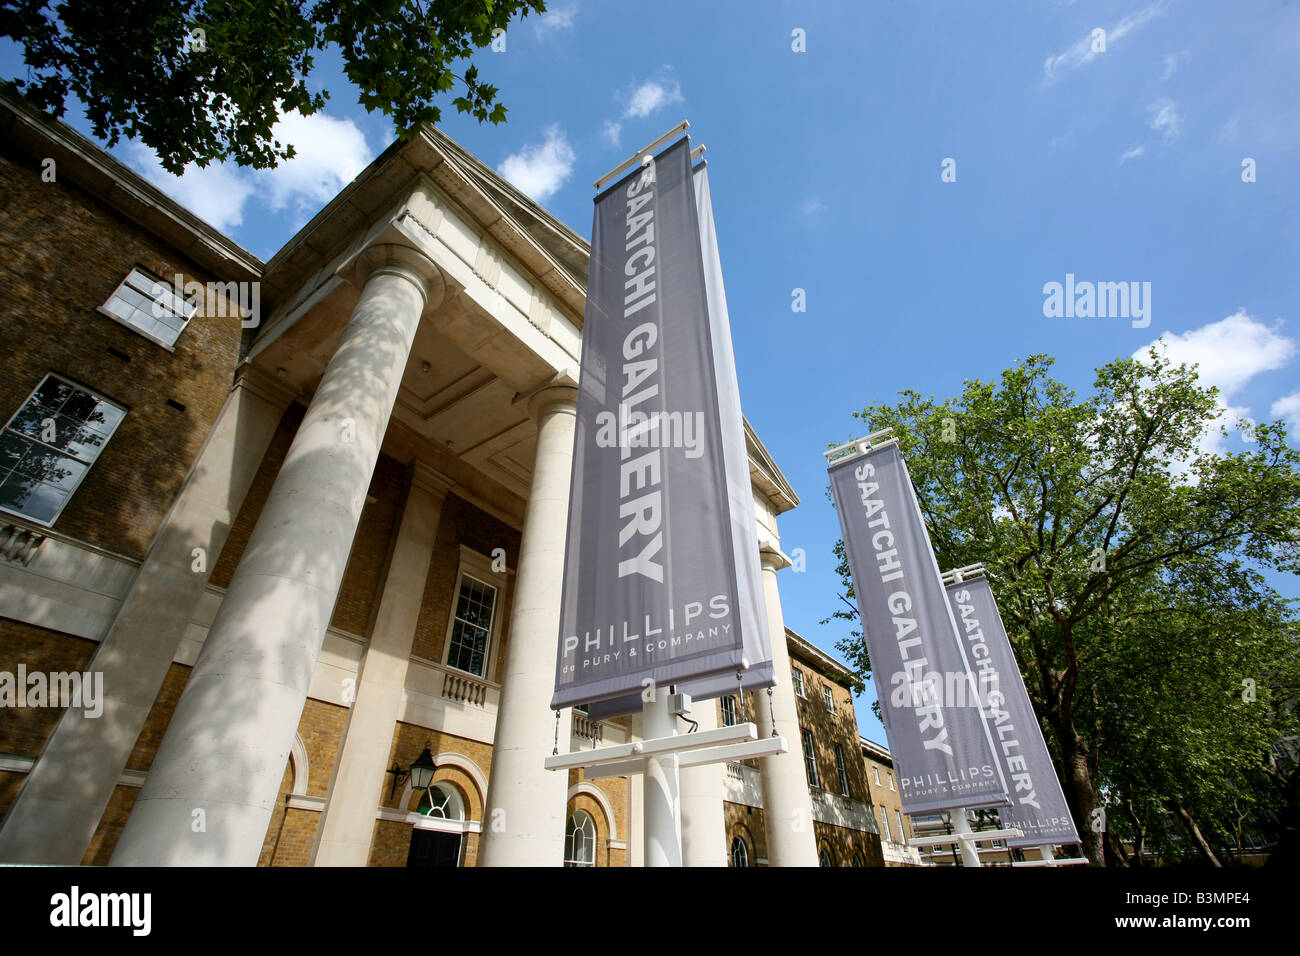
<box><xmin>0</xmin><ymin>141</ymin><xmax>244</xmax><ymax>560</ymax></box>
<box><xmin>0</xmin><ymin>619</ymin><xmax>98</xmax><ymax>759</ymax></box>
<box><xmin>411</xmin><ymin>493</ymin><xmax>521</xmax><ymax>670</ymax></box>
<box><xmin>725</xmin><ymin>801</ymin><xmax>768</xmax><ymax>866</ymax></box>
<box><xmin>814</xmin><ymin>819</ymin><xmax>884</xmax><ymax>867</ymax></box>
<box><xmin>82</xmin><ymin>784</ymin><xmax>139</xmax><ymax>866</ymax></box>
<box><xmin>792</xmin><ymin>658</ymin><xmax>871</xmax><ymax>803</ymax></box>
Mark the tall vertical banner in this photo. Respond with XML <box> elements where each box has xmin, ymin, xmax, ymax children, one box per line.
<box><xmin>584</xmin><ymin>159</ymin><xmax>773</xmax><ymax>720</ymax></box>
<box><xmin>828</xmin><ymin>441</ymin><xmax>1009</xmax><ymax>814</ymax></box>
<box><xmin>945</xmin><ymin>575</ymin><xmax>1080</xmax><ymax>846</ymax></box>
<box><xmin>553</xmin><ymin>139</ymin><xmax>764</xmax><ymax>711</ymax></box>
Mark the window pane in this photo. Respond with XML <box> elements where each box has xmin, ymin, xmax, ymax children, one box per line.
<box><xmin>82</xmin><ymin>401</ymin><xmax>125</xmax><ymax>437</ymax></box>
<box><xmin>22</xmin><ymin>483</ymin><xmax>68</xmax><ymax>523</ymax></box>
<box><xmin>447</xmin><ymin>575</ymin><xmax>497</xmax><ymax>677</ymax></box>
<box><xmin>9</xmin><ymin>404</ymin><xmax>56</xmax><ymax>442</ymax></box>
<box><xmin>0</xmin><ymin>376</ymin><xmax>125</xmax><ymax>526</ymax></box>
<box><xmin>64</xmin><ymin>426</ymin><xmax>109</xmax><ymax>461</ymax></box>
<box><xmin>0</xmin><ymin>433</ymin><xmax>27</xmax><ymax>476</ymax></box>
<box><xmin>37</xmin><ymin>457</ymin><xmax>87</xmax><ymax>491</ymax></box>
<box><xmin>33</xmin><ymin>378</ymin><xmax>74</xmax><ymax>410</ymax></box>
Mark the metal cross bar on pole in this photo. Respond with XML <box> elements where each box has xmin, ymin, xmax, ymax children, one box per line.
<box><xmin>823</xmin><ymin>428</ymin><xmax>896</xmax><ymax>462</ymax></box>
<box><xmin>593</xmin><ymin>120</ymin><xmax>690</xmax><ymax>190</ymax></box>
<box><xmin>542</xmin><ymin>720</ymin><xmax>759</xmax><ymax>772</ymax></box>
<box><xmin>584</xmin><ymin>735</ymin><xmax>788</xmax><ymax>780</ymax></box>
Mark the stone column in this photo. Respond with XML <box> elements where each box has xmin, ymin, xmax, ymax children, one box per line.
<box><xmin>110</xmin><ymin>244</ymin><xmax>442</xmax><ymax>866</ymax></box>
<box><xmin>311</xmin><ymin>462</ymin><xmax>453</xmax><ymax>866</ymax></box>
<box><xmin>680</xmin><ymin>699</ymin><xmax>727</xmax><ymax>866</ymax></box>
<box><xmin>477</xmin><ymin>375</ymin><xmax>577</xmax><ymax>867</ymax></box>
<box><xmin>755</xmin><ymin>545</ymin><xmax>819</xmax><ymax>866</ymax></box>
<box><xmin>0</xmin><ymin>366</ymin><xmax>292</xmax><ymax>864</ymax></box>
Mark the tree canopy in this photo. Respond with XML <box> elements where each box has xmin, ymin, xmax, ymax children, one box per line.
<box><xmin>1</xmin><ymin>0</ymin><xmax>547</xmax><ymax>173</ymax></box>
<box><xmin>829</xmin><ymin>353</ymin><xmax>1300</xmax><ymax>865</ymax></box>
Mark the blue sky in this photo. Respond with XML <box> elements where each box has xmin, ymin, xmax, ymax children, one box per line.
<box><xmin>7</xmin><ymin>0</ymin><xmax>1299</xmax><ymax>746</ymax></box>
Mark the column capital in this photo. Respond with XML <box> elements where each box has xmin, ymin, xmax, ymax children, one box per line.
<box><xmin>351</xmin><ymin>242</ymin><xmax>446</xmax><ymax>312</ymax></box>
<box><xmin>234</xmin><ymin>361</ymin><xmax>300</xmax><ymax>411</ymax></box>
<box><xmin>514</xmin><ymin>368</ymin><xmax>579</xmax><ymax>422</ymax></box>
<box><xmin>759</xmin><ymin>540</ymin><xmax>792</xmax><ymax>572</ymax></box>
<box><xmin>410</xmin><ymin>460</ymin><xmax>455</xmax><ymax>500</ymax></box>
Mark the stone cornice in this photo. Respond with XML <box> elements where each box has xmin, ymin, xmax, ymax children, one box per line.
<box><xmin>0</xmin><ymin>89</ymin><xmax>263</xmax><ymax>283</ymax></box>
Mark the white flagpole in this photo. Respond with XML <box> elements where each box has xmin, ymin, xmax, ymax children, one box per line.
<box><xmin>643</xmin><ymin>690</ymin><xmax>683</xmax><ymax>866</ymax></box>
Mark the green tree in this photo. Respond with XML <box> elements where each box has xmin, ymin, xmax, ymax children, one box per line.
<box><xmin>829</xmin><ymin>353</ymin><xmax>1300</xmax><ymax>866</ymax></box>
<box><xmin>1</xmin><ymin>0</ymin><xmax>546</xmax><ymax>174</ymax></box>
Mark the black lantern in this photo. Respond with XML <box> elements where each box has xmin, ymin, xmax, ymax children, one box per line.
<box><xmin>387</xmin><ymin>741</ymin><xmax>438</xmax><ymax>799</ymax></box>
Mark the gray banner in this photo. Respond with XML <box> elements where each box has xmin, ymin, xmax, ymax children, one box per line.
<box><xmin>945</xmin><ymin>575</ymin><xmax>1081</xmax><ymax>847</ymax></box>
<box><xmin>552</xmin><ymin>140</ymin><xmax>747</xmax><ymax>709</ymax></box>
<box><xmin>585</xmin><ymin>162</ymin><xmax>772</xmax><ymax>721</ymax></box>
<box><xmin>829</xmin><ymin>442</ymin><xmax>1009</xmax><ymax>814</ymax></box>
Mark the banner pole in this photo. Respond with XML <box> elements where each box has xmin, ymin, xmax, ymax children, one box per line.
<box><xmin>643</xmin><ymin>690</ymin><xmax>683</xmax><ymax>866</ymax></box>
<box><xmin>952</xmin><ymin>807</ymin><xmax>982</xmax><ymax>867</ymax></box>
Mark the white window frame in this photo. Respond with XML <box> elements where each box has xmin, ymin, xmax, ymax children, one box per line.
<box><xmin>888</xmin><ymin>771</ymin><xmax>896</xmax><ymax>791</ymax></box>
<box><xmin>0</xmin><ymin>373</ymin><xmax>127</xmax><ymax>527</ymax></box>
<box><xmin>97</xmin><ymin>266</ymin><xmax>199</xmax><ymax>350</ymax></box>
<box><xmin>895</xmin><ymin>809</ymin><xmax>905</xmax><ymax>843</ymax></box>
<box><xmin>880</xmin><ymin>805</ymin><xmax>892</xmax><ymax>841</ymax></box>
<box><xmin>564</xmin><ymin>810</ymin><xmax>596</xmax><ymax>867</ymax></box>
<box><xmin>720</xmin><ymin>695</ymin><xmax>737</xmax><ymax>727</ymax></box>
<box><xmin>823</xmin><ymin>685</ymin><xmax>835</xmax><ymax>713</ymax></box>
<box><xmin>792</xmin><ymin>667</ymin><xmax>805</xmax><ymax>698</ymax></box>
<box><xmin>730</xmin><ymin>835</ymin><xmax>749</xmax><ymax>868</ymax></box>
<box><xmin>801</xmin><ymin>728</ymin><xmax>819</xmax><ymax>788</ymax></box>
<box><xmin>834</xmin><ymin>743</ymin><xmax>850</xmax><ymax>796</ymax></box>
<box><xmin>872</xmin><ymin>766</ymin><xmax>882</xmax><ymax>786</ymax></box>
<box><xmin>441</xmin><ymin>545</ymin><xmax>509</xmax><ymax>682</ymax></box>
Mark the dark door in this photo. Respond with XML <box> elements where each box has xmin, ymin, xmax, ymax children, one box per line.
<box><xmin>407</xmin><ymin>830</ymin><xmax>461</xmax><ymax>867</ymax></box>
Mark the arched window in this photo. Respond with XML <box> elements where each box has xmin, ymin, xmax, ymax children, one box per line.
<box><xmin>819</xmin><ymin>847</ymin><xmax>834</xmax><ymax>867</ymax></box>
<box><xmin>851</xmin><ymin>853</ymin><xmax>865</xmax><ymax>867</ymax></box>
<box><xmin>730</xmin><ymin>835</ymin><xmax>750</xmax><ymax>867</ymax></box>
<box><xmin>416</xmin><ymin>783</ymin><xmax>464</xmax><ymax>820</ymax></box>
<box><xmin>565</xmin><ymin>810</ymin><xmax>596</xmax><ymax>866</ymax></box>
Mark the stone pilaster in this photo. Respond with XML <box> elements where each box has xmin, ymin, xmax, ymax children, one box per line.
<box><xmin>311</xmin><ymin>461</ymin><xmax>454</xmax><ymax>866</ymax></box>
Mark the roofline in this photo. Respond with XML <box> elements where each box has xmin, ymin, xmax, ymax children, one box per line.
<box><xmin>427</xmin><ymin>126</ymin><xmax>590</xmax><ymax>262</ymax></box>
<box><xmin>785</xmin><ymin>626</ymin><xmax>855</xmax><ymax>685</ymax></box>
<box><xmin>745</xmin><ymin>418</ymin><xmax>799</xmax><ymax>513</ymax></box>
<box><xmin>859</xmin><ymin>735</ymin><xmax>893</xmax><ymax>763</ymax></box>
<box><xmin>0</xmin><ymin>87</ymin><xmax>263</xmax><ymax>282</ymax></box>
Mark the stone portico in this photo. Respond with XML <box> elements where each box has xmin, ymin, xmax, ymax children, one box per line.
<box><xmin>0</xmin><ymin>96</ymin><xmax>822</xmax><ymax>866</ymax></box>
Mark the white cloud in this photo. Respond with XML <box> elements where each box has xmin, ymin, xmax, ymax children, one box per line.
<box><xmin>801</xmin><ymin>197</ymin><xmax>826</xmax><ymax>216</ymax></box>
<box><xmin>120</xmin><ymin>109</ymin><xmax>375</xmax><ymax>235</ymax></box>
<box><xmin>123</xmin><ymin>143</ymin><xmax>257</xmax><ymax>233</ymax></box>
<box><xmin>498</xmin><ymin>124</ymin><xmax>576</xmax><ymax>202</ymax></box>
<box><xmin>1271</xmin><ymin>392</ymin><xmax>1300</xmax><ymax>436</ymax></box>
<box><xmin>1043</xmin><ymin>1</ymin><xmax>1168</xmax><ymax>80</ymax></box>
<box><xmin>535</xmin><ymin>3</ymin><xmax>576</xmax><ymax>31</ymax></box>
<box><xmin>623</xmin><ymin>78</ymin><xmax>683</xmax><ymax>119</ymax></box>
<box><xmin>1146</xmin><ymin>98</ymin><xmax>1183</xmax><ymax>143</ymax></box>
<box><xmin>261</xmin><ymin>110</ymin><xmax>374</xmax><ymax>215</ymax></box>
<box><xmin>603</xmin><ymin>120</ymin><xmax>622</xmax><ymax>148</ymax></box>
<box><xmin>1134</xmin><ymin>310</ymin><xmax>1297</xmax><ymax>454</ymax></box>
<box><xmin>1120</xmin><ymin>144</ymin><xmax>1146</xmax><ymax>163</ymax></box>
<box><xmin>1159</xmin><ymin>51</ymin><xmax>1187</xmax><ymax>80</ymax></box>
